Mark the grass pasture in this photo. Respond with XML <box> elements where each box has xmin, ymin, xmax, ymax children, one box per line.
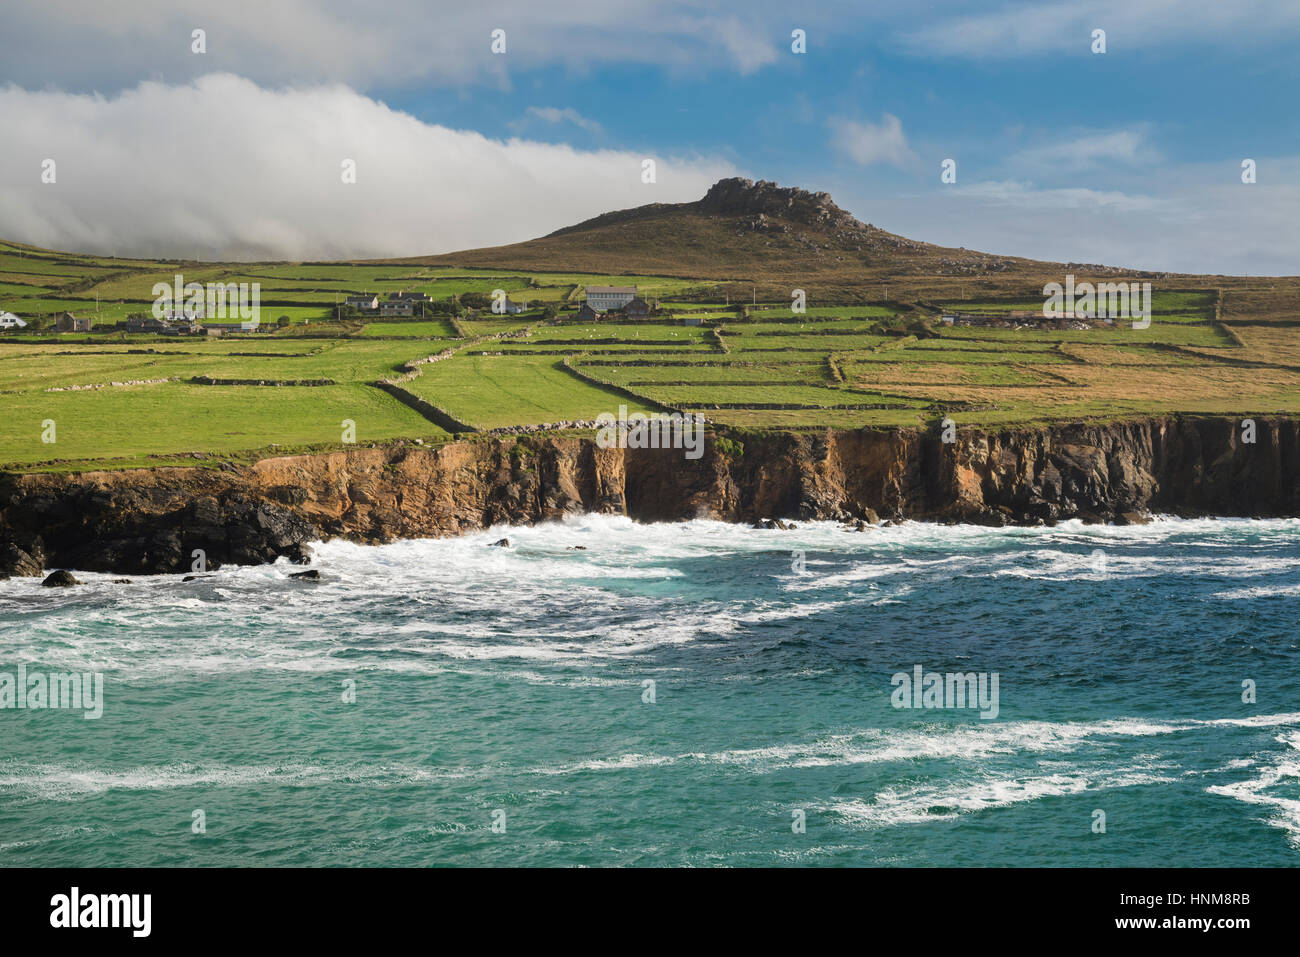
<box><xmin>1</xmin><ymin>382</ymin><xmax>441</xmax><ymax>470</ymax></box>
<box><xmin>2</xmin><ymin>238</ymin><xmax>1300</xmax><ymax>469</ymax></box>
<box><xmin>403</xmin><ymin>355</ymin><xmax>659</xmax><ymax>429</ymax></box>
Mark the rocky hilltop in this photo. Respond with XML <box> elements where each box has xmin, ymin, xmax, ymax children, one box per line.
<box><xmin>446</xmin><ymin>174</ymin><xmax>1022</xmax><ymax>281</ymax></box>
<box><xmin>547</xmin><ymin>176</ymin><xmax>883</xmax><ymax>243</ymax></box>
<box><xmin>696</xmin><ymin>177</ymin><xmax>868</xmax><ymax>232</ymax></box>
<box><xmin>2</xmin><ymin>416</ymin><xmax>1297</xmax><ymax>577</ymax></box>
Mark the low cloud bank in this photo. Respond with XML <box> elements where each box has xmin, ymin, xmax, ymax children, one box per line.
<box><xmin>0</xmin><ymin>74</ymin><xmax>736</xmax><ymax>261</ymax></box>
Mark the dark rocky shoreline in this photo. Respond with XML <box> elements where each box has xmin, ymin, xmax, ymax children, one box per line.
<box><xmin>2</xmin><ymin>415</ymin><xmax>1297</xmax><ymax>578</ymax></box>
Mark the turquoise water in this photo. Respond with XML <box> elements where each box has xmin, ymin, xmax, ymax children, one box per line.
<box><xmin>2</xmin><ymin>516</ymin><xmax>1298</xmax><ymax>867</ymax></box>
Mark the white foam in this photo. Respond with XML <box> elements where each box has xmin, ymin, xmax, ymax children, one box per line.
<box><xmin>824</xmin><ymin>766</ymin><xmax>1176</xmax><ymax>827</ymax></box>
<box><xmin>1211</xmin><ymin>583</ymin><xmax>1300</xmax><ymax>600</ymax></box>
<box><xmin>500</xmin><ymin>714</ymin><xmax>1300</xmax><ymax>777</ymax></box>
<box><xmin>0</xmin><ymin>760</ymin><xmax>474</xmax><ymax>801</ymax></box>
<box><xmin>1206</xmin><ymin>730</ymin><xmax>1300</xmax><ymax>846</ymax></box>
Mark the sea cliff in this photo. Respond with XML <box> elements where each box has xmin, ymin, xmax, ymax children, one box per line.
<box><xmin>2</xmin><ymin>416</ymin><xmax>1297</xmax><ymax>576</ymax></box>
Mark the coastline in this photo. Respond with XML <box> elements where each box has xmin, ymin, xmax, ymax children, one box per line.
<box><xmin>3</xmin><ymin>414</ymin><xmax>1298</xmax><ymax>577</ymax></box>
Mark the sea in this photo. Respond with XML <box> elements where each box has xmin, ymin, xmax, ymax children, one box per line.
<box><xmin>1</xmin><ymin>516</ymin><xmax>1298</xmax><ymax>867</ymax></box>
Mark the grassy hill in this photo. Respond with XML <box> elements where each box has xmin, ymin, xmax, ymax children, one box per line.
<box><xmin>396</xmin><ymin>177</ymin><xmax>1179</xmax><ymax>301</ymax></box>
<box><xmin>2</xmin><ymin>178</ymin><xmax>1299</xmax><ymax>472</ymax></box>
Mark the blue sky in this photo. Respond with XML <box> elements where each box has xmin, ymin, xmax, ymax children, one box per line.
<box><xmin>397</xmin><ymin>31</ymin><xmax>1298</xmax><ymax>180</ymax></box>
<box><xmin>1</xmin><ymin>1</ymin><xmax>1298</xmax><ymax>272</ymax></box>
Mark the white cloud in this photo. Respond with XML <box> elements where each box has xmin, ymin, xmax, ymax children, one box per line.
<box><xmin>0</xmin><ymin>74</ymin><xmax>737</xmax><ymax>261</ymax></box>
<box><xmin>1012</xmin><ymin>129</ymin><xmax>1157</xmax><ymax>173</ymax></box>
<box><xmin>707</xmin><ymin>15</ymin><xmax>782</xmax><ymax>73</ymax></box>
<box><xmin>5</xmin><ymin>1</ymin><xmax>1300</xmax><ymax>91</ymax></box>
<box><xmin>0</xmin><ymin>0</ymin><xmax>784</xmax><ymax>90</ymax></box>
<box><xmin>830</xmin><ymin>169</ymin><xmax>1300</xmax><ymax>275</ymax></box>
<box><xmin>899</xmin><ymin>0</ymin><xmax>1300</xmax><ymax>58</ymax></box>
<box><xmin>517</xmin><ymin>107</ymin><xmax>603</xmax><ymax>136</ymax></box>
<box><xmin>829</xmin><ymin>114</ymin><xmax>913</xmax><ymax>168</ymax></box>
<box><xmin>946</xmin><ymin>180</ymin><xmax>1171</xmax><ymax>212</ymax></box>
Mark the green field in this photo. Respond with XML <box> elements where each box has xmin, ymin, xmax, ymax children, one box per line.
<box><xmin>403</xmin><ymin>355</ymin><xmax>659</xmax><ymax>429</ymax></box>
<box><xmin>0</xmin><ymin>382</ymin><xmax>442</xmax><ymax>470</ymax></box>
<box><xmin>2</xmin><ymin>237</ymin><xmax>1300</xmax><ymax>471</ymax></box>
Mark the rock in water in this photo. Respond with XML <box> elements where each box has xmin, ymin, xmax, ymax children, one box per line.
<box><xmin>1115</xmin><ymin>511</ymin><xmax>1151</xmax><ymax>526</ymax></box>
<box><xmin>287</xmin><ymin>543</ymin><xmax>314</xmax><ymax>565</ymax></box>
<box><xmin>41</xmin><ymin>569</ymin><xmax>81</xmax><ymax>587</ymax></box>
<box><xmin>289</xmin><ymin>569</ymin><xmax>321</xmax><ymax>580</ymax></box>
<box><xmin>490</xmin><ymin>538</ymin><xmax>511</xmax><ymax>548</ymax></box>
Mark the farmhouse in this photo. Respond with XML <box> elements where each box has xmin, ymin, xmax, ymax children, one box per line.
<box><xmin>501</xmin><ymin>296</ymin><xmax>528</xmax><ymax>315</ymax></box>
<box><xmin>127</xmin><ymin>316</ymin><xmax>167</xmax><ymax>333</ymax></box>
<box><xmin>585</xmin><ymin>285</ymin><xmax>637</xmax><ymax>311</ymax></box>
<box><xmin>127</xmin><ymin>315</ymin><xmax>198</xmax><ymax>334</ymax></box>
<box><xmin>378</xmin><ymin>290</ymin><xmax>432</xmax><ymax>317</ymax></box>
<box><xmin>345</xmin><ymin>294</ymin><xmax>379</xmax><ymax>312</ymax></box>
<box><xmin>55</xmin><ymin>312</ymin><xmax>91</xmax><ymax>333</ymax></box>
<box><xmin>575</xmin><ymin>302</ymin><xmax>603</xmax><ymax>322</ymax></box>
<box><xmin>624</xmin><ymin>296</ymin><xmax>652</xmax><ymax>318</ymax></box>
<box><xmin>0</xmin><ymin>311</ymin><xmax>27</xmax><ymax>330</ymax></box>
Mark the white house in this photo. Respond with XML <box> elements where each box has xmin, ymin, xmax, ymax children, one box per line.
<box><xmin>0</xmin><ymin>311</ymin><xmax>27</xmax><ymax>329</ymax></box>
<box><xmin>345</xmin><ymin>294</ymin><xmax>379</xmax><ymax>312</ymax></box>
<box><xmin>585</xmin><ymin>285</ymin><xmax>637</xmax><ymax>311</ymax></box>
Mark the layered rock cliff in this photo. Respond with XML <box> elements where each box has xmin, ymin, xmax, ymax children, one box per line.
<box><xmin>2</xmin><ymin>416</ymin><xmax>1297</xmax><ymax>576</ymax></box>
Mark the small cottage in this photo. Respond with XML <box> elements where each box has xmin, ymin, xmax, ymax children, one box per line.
<box><xmin>56</xmin><ymin>312</ymin><xmax>91</xmax><ymax>333</ymax></box>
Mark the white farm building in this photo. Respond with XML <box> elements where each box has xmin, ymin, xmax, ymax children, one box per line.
<box><xmin>584</xmin><ymin>285</ymin><xmax>637</xmax><ymax>312</ymax></box>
